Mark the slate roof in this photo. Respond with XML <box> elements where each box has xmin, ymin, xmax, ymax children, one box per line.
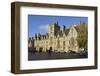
<box><xmin>55</xmin><ymin>23</ymin><xmax>87</xmax><ymax>37</ymax></box>
<box><xmin>64</xmin><ymin>29</ymin><xmax>70</xmax><ymax>36</ymax></box>
<box><xmin>55</xmin><ymin>28</ymin><xmax>69</xmax><ymax>37</ymax></box>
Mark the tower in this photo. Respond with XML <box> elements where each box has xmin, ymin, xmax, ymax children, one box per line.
<box><xmin>48</xmin><ymin>22</ymin><xmax>60</xmax><ymax>51</ymax></box>
<box><xmin>48</xmin><ymin>22</ymin><xmax>60</xmax><ymax>37</ymax></box>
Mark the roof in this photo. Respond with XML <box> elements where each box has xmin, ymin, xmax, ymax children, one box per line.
<box><xmin>55</xmin><ymin>28</ymin><xmax>69</xmax><ymax>37</ymax></box>
<box><xmin>64</xmin><ymin>29</ymin><xmax>70</xmax><ymax>36</ymax></box>
<box><xmin>55</xmin><ymin>23</ymin><xmax>87</xmax><ymax>37</ymax></box>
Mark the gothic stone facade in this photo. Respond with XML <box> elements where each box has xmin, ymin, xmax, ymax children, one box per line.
<box><xmin>29</xmin><ymin>22</ymin><xmax>87</xmax><ymax>53</ymax></box>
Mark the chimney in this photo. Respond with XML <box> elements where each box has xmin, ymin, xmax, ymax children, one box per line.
<box><xmin>35</xmin><ymin>34</ymin><xmax>37</xmax><ymax>39</ymax></box>
<box><xmin>63</xmin><ymin>25</ymin><xmax>66</xmax><ymax>31</ymax></box>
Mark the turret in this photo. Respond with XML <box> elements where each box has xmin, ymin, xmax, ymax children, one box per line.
<box><xmin>63</xmin><ymin>25</ymin><xmax>66</xmax><ymax>31</ymax></box>
<box><xmin>35</xmin><ymin>34</ymin><xmax>37</xmax><ymax>39</ymax></box>
<box><xmin>48</xmin><ymin>22</ymin><xmax>60</xmax><ymax>37</ymax></box>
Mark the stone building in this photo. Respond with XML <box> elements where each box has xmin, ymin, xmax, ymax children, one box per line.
<box><xmin>29</xmin><ymin>22</ymin><xmax>87</xmax><ymax>53</ymax></box>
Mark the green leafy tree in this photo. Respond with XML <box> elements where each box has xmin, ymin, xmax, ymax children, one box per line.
<box><xmin>76</xmin><ymin>23</ymin><xmax>88</xmax><ymax>49</ymax></box>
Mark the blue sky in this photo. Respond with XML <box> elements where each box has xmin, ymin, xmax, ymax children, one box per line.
<box><xmin>28</xmin><ymin>15</ymin><xmax>88</xmax><ymax>37</ymax></box>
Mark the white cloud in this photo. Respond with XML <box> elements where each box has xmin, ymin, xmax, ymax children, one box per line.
<box><xmin>39</xmin><ymin>24</ymin><xmax>49</xmax><ymax>31</ymax></box>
